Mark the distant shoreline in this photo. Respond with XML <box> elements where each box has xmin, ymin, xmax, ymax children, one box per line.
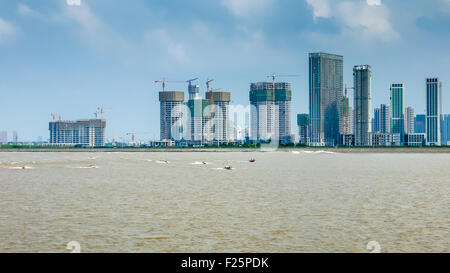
<box><xmin>1</xmin><ymin>147</ymin><xmax>450</xmax><ymax>153</ymax></box>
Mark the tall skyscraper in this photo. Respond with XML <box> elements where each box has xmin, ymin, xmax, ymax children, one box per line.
<box><xmin>426</xmin><ymin>78</ymin><xmax>442</xmax><ymax>146</ymax></box>
<box><xmin>159</xmin><ymin>91</ymin><xmax>185</xmax><ymax>141</ymax></box>
<box><xmin>206</xmin><ymin>91</ymin><xmax>231</xmax><ymax>143</ymax></box>
<box><xmin>309</xmin><ymin>52</ymin><xmax>344</xmax><ymax>146</ymax></box>
<box><xmin>406</xmin><ymin>107</ymin><xmax>415</xmax><ymax>134</ymax></box>
<box><xmin>380</xmin><ymin>104</ymin><xmax>391</xmax><ymax>133</ymax></box>
<box><xmin>297</xmin><ymin>114</ymin><xmax>309</xmax><ymax>145</ymax></box>
<box><xmin>391</xmin><ymin>83</ymin><xmax>405</xmax><ymax>142</ymax></box>
<box><xmin>49</xmin><ymin>119</ymin><xmax>105</xmax><ymax>146</ymax></box>
<box><xmin>250</xmin><ymin>82</ymin><xmax>292</xmax><ymax>143</ymax></box>
<box><xmin>353</xmin><ymin>65</ymin><xmax>372</xmax><ymax>146</ymax></box>
<box><xmin>373</xmin><ymin>107</ymin><xmax>381</xmax><ymax>133</ymax></box>
<box><xmin>441</xmin><ymin>114</ymin><xmax>450</xmax><ymax>145</ymax></box>
<box><xmin>0</xmin><ymin>131</ymin><xmax>7</xmax><ymax>144</ymax></box>
<box><xmin>414</xmin><ymin>114</ymin><xmax>426</xmax><ymax>134</ymax></box>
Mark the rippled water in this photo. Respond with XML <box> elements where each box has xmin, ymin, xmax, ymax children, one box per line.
<box><xmin>0</xmin><ymin>152</ymin><xmax>449</xmax><ymax>253</ymax></box>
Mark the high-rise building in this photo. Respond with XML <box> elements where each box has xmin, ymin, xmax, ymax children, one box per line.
<box><xmin>414</xmin><ymin>114</ymin><xmax>426</xmax><ymax>134</ymax></box>
<box><xmin>380</xmin><ymin>104</ymin><xmax>391</xmax><ymax>133</ymax></box>
<box><xmin>49</xmin><ymin>119</ymin><xmax>105</xmax><ymax>146</ymax></box>
<box><xmin>12</xmin><ymin>131</ymin><xmax>18</xmax><ymax>143</ymax></box>
<box><xmin>342</xmin><ymin>97</ymin><xmax>354</xmax><ymax>135</ymax></box>
<box><xmin>406</xmin><ymin>107</ymin><xmax>415</xmax><ymax>134</ymax></box>
<box><xmin>347</xmin><ymin>106</ymin><xmax>354</xmax><ymax>135</ymax></box>
<box><xmin>159</xmin><ymin>91</ymin><xmax>185</xmax><ymax>141</ymax></box>
<box><xmin>441</xmin><ymin>114</ymin><xmax>450</xmax><ymax>145</ymax></box>
<box><xmin>391</xmin><ymin>83</ymin><xmax>405</xmax><ymax>142</ymax></box>
<box><xmin>309</xmin><ymin>52</ymin><xmax>344</xmax><ymax>146</ymax></box>
<box><xmin>373</xmin><ymin>107</ymin><xmax>381</xmax><ymax>133</ymax></box>
<box><xmin>353</xmin><ymin>65</ymin><xmax>372</xmax><ymax>146</ymax></box>
<box><xmin>206</xmin><ymin>91</ymin><xmax>231</xmax><ymax>143</ymax></box>
<box><xmin>297</xmin><ymin>114</ymin><xmax>309</xmax><ymax>145</ymax></box>
<box><xmin>186</xmin><ymin>83</ymin><xmax>209</xmax><ymax>143</ymax></box>
<box><xmin>426</xmin><ymin>78</ymin><xmax>442</xmax><ymax>146</ymax></box>
<box><xmin>0</xmin><ymin>131</ymin><xmax>7</xmax><ymax>144</ymax></box>
<box><xmin>250</xmin><ymin>82</ymin><xmax>292</xmax><ymax>143</ymax></box>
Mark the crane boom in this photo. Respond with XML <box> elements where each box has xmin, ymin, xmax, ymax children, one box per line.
<box><xmin>155</xmin><ymin>78</ymin><xmax>185</xmax><ymax>92</ymax></box>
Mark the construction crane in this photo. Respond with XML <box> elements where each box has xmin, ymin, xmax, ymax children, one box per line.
<box><xmin>126</xmin><ymin>132</ymin><xmax>152</xmax><ymax>146</ymax></box>
<box><xmin>51</xmin><ymin>113</ymin><xmax>62</xmax><ymax>121</ymax></box>
<box><xmin>112</xmin><ymin>136</ymin><xmax>123</xmax><ymax>146</ymax></box>
<box><xmin>186</xmin><ymin>77</ymin><xmax>199</xmax><ymax>86</ymax></box>
<box><xmin>344</xmin><ymin>84</ymin><xmax>355</xmax><ymax>135</ymax></box>
<box><xmin>265</xmin><ymin>73</ymin><xmax>299</xmax><ymax>140</ymax></box>
<box><xmin>206</xmin><ymin>79</ymin><xmax>215</xmax><ymax>142</ymax></box>
<box><xmin>51</xmin><ymin>113</ymin><xmax>63</xmax><ymax>145</ymax></box>
<box><xmin>97</xmin><ymin>107</ymin><xmax>111</xmax><ymax>146</ymax></box>
<box><xmin>155</xmin><ymin>78</ymin><xmax>186</xmax><ymax>92</ymax></box>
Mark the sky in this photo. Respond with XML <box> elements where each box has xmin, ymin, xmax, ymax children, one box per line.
<box><xmin>1</xmin><ymin>0</ymin><xmax>450</xmax><ymax>142</ymax></box>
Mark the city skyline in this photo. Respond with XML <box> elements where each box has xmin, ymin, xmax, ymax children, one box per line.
<box><xmin>1</xmin><ymin>0</ymin><xmax>450</xmax><ymax>141</ymax></box>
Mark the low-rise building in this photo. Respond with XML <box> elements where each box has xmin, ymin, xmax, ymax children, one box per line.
<box><xmin>406</xmin><ymin>133</ymin><xmax>426</xmax><ymax>146</ymax></box>
<box><xmin>371</xmin><ymin>133</ymin><xmax>401</xmax><ymax>146</ymax></box>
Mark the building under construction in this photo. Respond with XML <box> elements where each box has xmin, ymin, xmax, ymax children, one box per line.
<box><xmin>186</xmin><ymin>83</ymin><xmax>210</xmax><ymax>143</ymax></box>
<box><xmin>49</xmin><ymin>119</ymin><xmax>106</xmax><ymax>146</ymax></box>
<box><xmin>205</xmin><ymin>90</ymin><xmax>231</xmax><ymax>143</ymax></box>
<box><xmin>250</xmin><ymin>82</ymin><xmax>292</xmax><ymax>143</ymax></box>
<box><xmin>159</xmin><ymin>91</ymin><xmax>185</xmax><ymax>141</ymax></box>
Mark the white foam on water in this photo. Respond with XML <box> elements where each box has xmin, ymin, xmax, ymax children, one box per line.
<box><xmin>156</xmin><ymin>160</ymin><xmax>170</xmax><ymax>164</ymax></box>
<box><xmin>191</xmin><ymin>162</ymin><xmax>209</xmax><ymax>165</ymax></box>
<box><xmin>303</xmin><ymin>151</ymin><xmax>335</xmax><ymax>154</ymax></box>
<box><xmin>9</xmin><ymin>166</ymin><xmax>35</xmax><ymax>170</ymax></box>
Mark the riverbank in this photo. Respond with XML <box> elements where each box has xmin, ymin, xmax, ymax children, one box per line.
<box><xmin>1</xmin><ymin>147</ymin><xmax>450</xmax><ymax>153</ymax></box>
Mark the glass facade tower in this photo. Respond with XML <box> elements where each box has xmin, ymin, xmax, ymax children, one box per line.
<box><xmin>309</xmin><ymin>52</ymin><xmax>344</xmax><ymax>146</ymax></box>
<box><xmin>391</xmin><ymin>83</ymin><xmax>405</xmax><ymax>142</ymax></box>
<box><xmin>426</xmin><ymin>78</ymin><xmax>442</xmax><ymax>146</ymax></box>
<box><xmin>353</xmin><ymin>65</ymin><xmax>372</xmax><ymax>146</ymax></box>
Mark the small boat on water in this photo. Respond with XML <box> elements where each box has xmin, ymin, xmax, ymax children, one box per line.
<box><xmin>249</xmin><ymin>158</ymin><xmax>256</xmax><ymax>163</ymax></box>
<box><xmin>224</xmin><ymin>165</ymin><xmax>233</xmax><ymax>170</ymax></box>
<box><xmin>202</xmin><ymin>161</ymin><xmax>207</xmax><ymax>165</ymax></box>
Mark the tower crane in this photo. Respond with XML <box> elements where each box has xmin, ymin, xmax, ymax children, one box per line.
<box><xmin>206</xmin><ymin>79</ymin><xmax>215</xmax><ymax>142</ymax></box>
<box><xmin>51</xmin><ymin>113</ymin><xmax>62</xmax><ymax>121</ymax></box>
<box><xmin>186</xmin><ymin>77</ymin><xmax>199</xmax><ymax>86</ymax></box>
<box><xmin>97</xmin><ymin>106</ymin><xmax>111</xmax><ymax>146</ymax></box>
<box><xmin>51</xmin><ymin>113</ymin><xmax>63</xmax><ymax>145</ymax></box>
<box><xmin>154</xmin><ymin>78</ymin><xmax>186</xmax><ymax>92</ymax></box>
<box><xmin>126</xmin><ymin>132</ymin><xmax>152</xmax><ymax>146</ymax></box>
<box><xmin>112</xmin><ymin>136</ymin><xmax>123</xmax><ymax>146</ymax></box>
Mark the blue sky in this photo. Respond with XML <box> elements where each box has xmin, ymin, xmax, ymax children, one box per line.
<box><xmin>1</xmin><ymin>0</ymin><xmax>450</xmax><ymax>141</ymax></box>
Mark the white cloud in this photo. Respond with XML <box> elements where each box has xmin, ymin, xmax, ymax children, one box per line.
<box><xmin>336</xmin><ymin>1</ymin><xmax>398</xmax><ymax>42</ymax></box>
<box><xmin>221</xmin><ymin>0</ymin><xmax>273</xmax><ymax>17</ymax></box>
<box><xmin>0</xmin><ymin>18</ymin><xmax>17</xmax><ymax>43</ymax></box>
<box><xmin>306</xmin><ymin>0</ymin><xmax>331</xmax><ymax>21</ymax></box>
<box><xmin>306</xmin><ymin>0</ymin><xmax>398</xmax><ymax>43</ymax></box>
<box><xmin>145</xmin><ymin>29</ymin><xmax>190</xmax><ymax>64</ymax></box>
<box><xmin>64</xmin><ymin>3</ymin><xmax>103</xmax><ymax>34</ymax></box>
<box><xmin>17</xmin><ymin>3</ymin><xmax>37</xmax><ymax>16</ymax></box>
<box><xmin>367</xmin><ymin>0</ymin><xmax>381</xmax><ymax>6</ymax></box>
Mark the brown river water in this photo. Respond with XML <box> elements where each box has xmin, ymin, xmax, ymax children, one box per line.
<box><xmin>0</xmin><ymin>152</ymin><xmax>449</xmax><ymax>253</ymax></box>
